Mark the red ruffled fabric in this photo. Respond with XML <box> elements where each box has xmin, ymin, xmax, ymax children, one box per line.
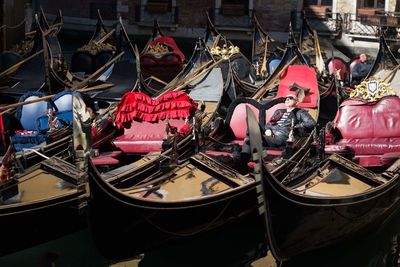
<box><xmin>115</xmin><ymin>91</ymin><xmax>198</xmax><ymax>128</ymax></box>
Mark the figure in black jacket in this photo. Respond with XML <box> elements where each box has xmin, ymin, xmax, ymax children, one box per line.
<box><xmin>263</xmin><ymin>90</ymin><xmax>316</xmax><ymax>147</ymax></box>
<box><xmin>351</xmin><ymin>53</ymin><xmax>372</xmax><ymax>86</ymax></box>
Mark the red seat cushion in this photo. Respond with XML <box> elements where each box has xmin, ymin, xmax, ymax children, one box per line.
<box><xmin>329</xmin><ymin>96</ymin><xmax>400</xmax><ymax>166</ymax></box>
<box><xmin>113</xmin><ymin>119</ymin><xmax>185</xmax><ymax>154</ymax></box>
<box><xmin>92</xmin><ymin>151</ymin><xmax>123</xmax><ymax>165</ymax></box>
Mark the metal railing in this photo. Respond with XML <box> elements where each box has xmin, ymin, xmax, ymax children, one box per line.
<box><xmin>296</xmin><ymin>10</ymin><xmax>400</xmax><ymax>41</ymax></box>
<box><xmin>208</xmin><ymin>8</ymin><xmax>253</xmax><ymax>28</ymax></box>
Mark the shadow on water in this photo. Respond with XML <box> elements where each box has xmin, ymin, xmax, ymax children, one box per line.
<box><xmin>2</xmin><ymin>208</ymin><xmax>400</xmax><ymax>267</ymax></box>
<box><xmin>136</xmin><ymin>218</ymin><xmax>269</xmax><ymax>267</ymax></box>
<box><xmin>282</xmin><ymin>207</ymin><xmax>400</xmax><ymax>267</ymax></box>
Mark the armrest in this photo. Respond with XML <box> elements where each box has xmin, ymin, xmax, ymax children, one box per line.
<box><xmin>208</xmin><ymin>117</ymin><xmax>228</xmax><ymax>140</ymax></box>
<box><xmin>324</xmin><ymin>122</ymin><xmax>336</xmax><ymax>145</ymax></box>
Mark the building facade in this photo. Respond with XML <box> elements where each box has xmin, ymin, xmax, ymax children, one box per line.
<box><xmin>2</xmin><ymin>0</ymin><xmax>398</xmax><ymax>54</ymax></box>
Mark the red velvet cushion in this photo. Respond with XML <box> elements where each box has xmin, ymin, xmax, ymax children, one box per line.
<box><xmin>113</xmin><ymin>119</ymin><xmax>185</xmax><ymax>153</ymax></box>
<box><xmin>335</xmin><ymin>104</ymin><xmax>373</xmax><ymax>139</ymax></box>
<box><xmin>275</xmin><ymin>65</ymin><xmax>318</xmax><ymax>108</ymax></box>
<box><xmin>372</xmin><ymin>97</ymin><xmax>400</xmax><ymax>138</ymax></box>
<box><xmin>335</xmin><ymin>97</ymin><xmax>400</xmax><ymax>140</ymax></box>
<box><xmin>229</xmin><ymin>103</ymin><xmax>260</xmax><ymax>139</ymax></box>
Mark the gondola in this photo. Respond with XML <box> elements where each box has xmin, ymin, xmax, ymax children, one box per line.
<box><xmin>251</xmin><ymin>14</ymin><xmax>283</xmax><ymax>81</ymax></box>
<box><xmin>0</xmin><ymin>11</ymin><xmax>121</xmax><ymax>104</ymax></box>
<box><xmin>0</xmin><ymin>93</ymin><xmax>91</xmax><ymax>256</ymax></box>
<box><xmin>246</xmin><ymin>77</ymin><xmax>400</xmax><ymax>261</ymax></box>
<box><xmin>204</xmin><ymin>13</ymin><xmax>259</xmax><ymax>97</ymax></box>
<box><xmin>364</xmin><ymin>32</ymin><xmax>400</xmax><ymax>95</ymax></box>
<box><xmin>89</xmin><ymin>37</ymin><xmax>226</xmax><ymax>174</ymax></box>
<box><xmin>70</xmin><ymin>10</ymin><xmax>116</xmax><ymax>76</ymax></box>
<box><xmin>252</xmin><ymin>24</ymin><xmax>341</xmax><ymax>124</ymax></box>
<box><xmin>139</xmin><ymin>20</ymin><xmax>186</xmax><ymax>95</ymax></box>
<box><xmin>0</xmin><ymin>8</ymin><xmax>62</xmax><ymax>74</ymax></box>
<box><xmin>86</xmin><ymin>57</ymin><xmax>320</xmax><ymax>260</ymax></box>
<box><xmin>87</xmin><ymin>17</ymin><xmax>140</xmax><ymax>102</ymax></box>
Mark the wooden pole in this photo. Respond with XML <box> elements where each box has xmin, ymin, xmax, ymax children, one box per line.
<box><xmin>252</xmin><ymin>55</ymin><xmax>298</xmax><ymax>100</ymax></box>
<box><xmin>0</xmin><ymin>82</ymin><xmax>114</xmax><ymax>113</ymax></box>
<box><xmin>382</xmin><ymin>64</ymin><xmax>400</xmax><ymax>83</ymax></box>
<box><xmin>71</xmin><ymin>51</ymin><xmax>125</xmax><ymax>90</ymax></box>
<box><xmin>0</xmin><ymin>50</ymin><xmax>44</xmax><ymax>79</ymax></box>
<box><xmin>94</xmin><ymin>28</ymin><xmax>116</xmax><ymax>45</ymax></box>
<box><xmin>166</xmin><ymin>59</ymin><xmax>214</xmax><ymax>90</ymax></box>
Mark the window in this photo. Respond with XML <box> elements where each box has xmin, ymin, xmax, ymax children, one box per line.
<box><xmin>221</xmin><ymin>0</ymin><xmax>248</xmax><ymax>16</ymax></box>
<box><xmin>359</xmin><ymin>0</ymin><xmax>385</xmax><ymax>8</ymax></box>
<box><xmin>304</xmin><ymin>0</ymin><xmax>332</xmax><ymax>6</ymax></box>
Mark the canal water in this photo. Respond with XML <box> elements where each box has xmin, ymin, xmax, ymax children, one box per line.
<box><xmin>0</xmin><ymin>29</ymin><xmax>397</xmax><ymax>267</ymax></box>
<box><xmin>1</xmin><ymin>208</ymin><xmax>400</xmax><ymax>267</ymax></box>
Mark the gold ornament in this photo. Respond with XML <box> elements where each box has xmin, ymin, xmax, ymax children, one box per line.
<box><xmin>350</xmin><ymin>78</ymin><xmax>397</xmax><ymax>102</ymax></box>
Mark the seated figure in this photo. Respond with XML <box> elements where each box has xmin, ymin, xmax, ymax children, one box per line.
<box><xmin>242</xmin><ymin>86</ymin><xmax>316</xmax><ymax>156</ymax></box>
<box><xmin>351</xmin><ymin>53</ymin><xmax>372</xmax><ymax>86</ymax></box>
<box><xmin>263</xmin><ymin>87</ymin><xmax>316</xmax><ymax>147</ymax></box>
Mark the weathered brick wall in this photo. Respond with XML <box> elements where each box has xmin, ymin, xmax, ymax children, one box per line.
<box><xmin>177</xmin><ymin>0</ymin><xmax>214</xmax><ymax>28</ymax></box>
<box><xmin>253</xmin><ymin>0</ymin><xmax>298</xmax><ymax>31</ymax></box>
<box><xmin>38</xmin><ymin>0</ymin><xmax>116</xmax><ymax>19</ymax></box>
<box><xmin>38</xmin><ymin>0</ymin><xmax>90</xmax><ymax>18</ymax></box>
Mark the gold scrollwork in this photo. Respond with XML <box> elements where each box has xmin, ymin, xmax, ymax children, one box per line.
<box><xmin>210</xmin><ymin>44</ymin><xmax>240</xmax><ymax>60</ymax></box>
<box><xmin>147</xmin><ymin>42</ymin><xmax>170</xmax><ymax>56</ymax></box>
<box><xmin>350</xmin><ymin>78</ymin><xmax>397</xmax><ymax>102</ymax></box>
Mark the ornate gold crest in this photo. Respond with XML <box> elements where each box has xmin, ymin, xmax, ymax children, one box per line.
<box><xmin>147</xmin><ymin>42</ymin><xmax>170</xmax><ymax>56</ymax></box>
<box><xmin>350</xmin><ymin>78</ymin><xmax>397</xmax><ymax>102</ymax></box>
<box><xmin>210</xmin><ymin>44</ymin><xmax>240</xmax><ymax>60</ymax></box>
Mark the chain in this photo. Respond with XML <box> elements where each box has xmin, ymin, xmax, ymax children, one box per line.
<box><xmin>0</xmin><ymin>19</ymin><xmax>26</xmax><ymax>30</ymax></box>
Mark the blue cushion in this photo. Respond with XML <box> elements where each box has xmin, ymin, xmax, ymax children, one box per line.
<box><xmin>11</xmin><ymin>132</ymin><xmax>47</xmax><ymax>152</ymax></box>
<box><xmin>16</xmin><ymin>92</ymin><xmax>50</xmax><ymax>131</ymax></box>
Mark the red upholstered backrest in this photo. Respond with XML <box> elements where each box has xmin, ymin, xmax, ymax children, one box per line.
<box><xmin>229</xmin><ymin>103</ymin><xmax>260</xmax><ymax>139</ymax></box>
<box><xmin>372</xmin><ymin>97</ymin><xmax>400</xmax><ymax>138</ymax></box>
<box><xmin>334</xmin><ymin>96</ymin><xmax>400</xmax><ymax>139</ymax></box>
<box><xmin>265</xmin><ymin>103</ymin><xmax>286</xmax><ymax>123</ymax></box>
<box><xmin>149</xmin><ymin>36</ymin><xmax>186</xmax><ymax>62</ymax></box>
<box><xmin>275</xmin><ymin>65</ymin><xmax>318</xmax><ymax>108</ymax></box>
<box><xmin>123</xmin><ymin>119</ymin><xmax>185</xmax><ymax>141</ymax></box>
<box><xmin>327</xmin><ymin>58</ymin><xmax>347</xmax><ymax>81</ymax></box>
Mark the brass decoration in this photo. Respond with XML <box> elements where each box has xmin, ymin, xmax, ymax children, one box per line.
<box><xmin>350</xmin><ymin>78</ymin><xmax>397</xmax><ymax>102</ymax></box>
<box><xmin>210</xmin><ymin>44</ymin><xmax>240</xmax><ymax>60</ymax></box>
<box><xmin>146</xmin><ymin>42</ymin><xmax>170</xmax><ymax>57</ymax></box>
<box><xmin>78</xmin><ymin>40</ymin><xmax>115</xmax><ymax>55</ymax></box>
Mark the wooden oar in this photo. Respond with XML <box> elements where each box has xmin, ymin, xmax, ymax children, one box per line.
<box><xmin>0</xmin><ymin>50</ymin><xmax>44</xmax><ymax>79</ymax></box>
<box><xmin>71</xmin><ymin>51</ymin><xmax>125</xmax><ymax>90</ymax></box>
<box><xmin>0</xmin><ymin>82</ymin><xmax>114</xmax><ymax>114</ymax></box>
<box><xmin>382</xmin><ymin>64</ymin><xmax>400</xmax><ymax>83</ymax></box>
<box><xmin>144</xmin><ymin>76</ymin><xmax>168</xmax><ymax>86</ymax></box>
<box><xmin>155</xmin><ymin>58</ymin><xmax>223</xmax><ymax>97</ymax></box>
<box><xmin>252</xmin><ymin>55</ymin><xmax>298</xmax><ymax>100</ymax></box>
<box><xmin>94</xmin><ymin>28</ymin><xmax>116</xmax><ymax>45</ymax></box>
<box><xmin>172</xmin><ymin>58</ymin><xmax>224</xmax><ymax>91</ymax></box>
<box><xmin>168</xmin><ymin>59</ymin><xmax>214</xmax><ymax>89</ymax></box>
